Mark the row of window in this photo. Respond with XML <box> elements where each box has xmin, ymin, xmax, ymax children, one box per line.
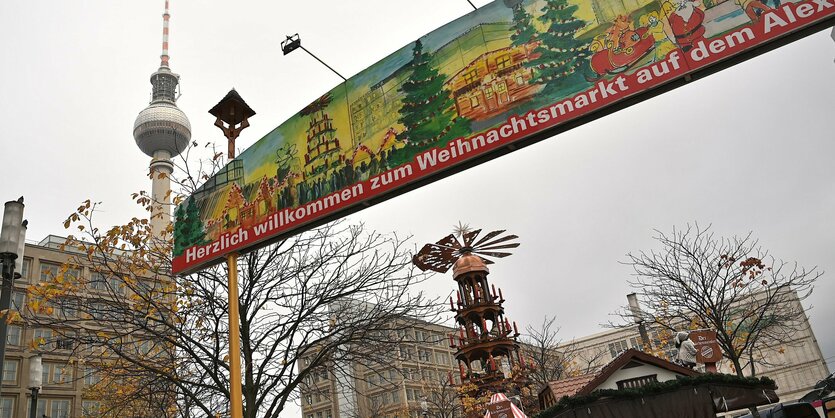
<box><xmin>370</xmin><ymin>389</ymin><xmax>401</xmax><ymax>407</ymax></box>
<box><xmin>304</xmin><ymin>390</ymin><xmax>330</xmax><ymax>406</ymax></box>
<box><xmin>366</xmin><ymin>367</ymin><xmax>455</xmax><ymax>388</ymax></box>
<box><xmin>7</xmin><ymin>326</ymin><xmax>127</xmax><ymax>353</ymax></box>
<box><xmin>398</xmin><ymin>346</ymin><xmax>455</xmax><ymax>365</ymax></box>
<box><xmin>1</xmin><ymin>359</ymin><xmax>101</xmax><ymax>387</ymax></box>
<box><xmin>396</xmin><ymin>329</ymin><xmax>447</xmax><ymax>346</ymax></box>
<box><xmin>603</xmin><ymin>330</ymin><xmax>677</xmax><ymax>362</ymax></box>
<box><xmin>19</xmin><ymin>258</ymin><xmax>158</xmax><ymax>297</ymax></box>
<box><xmin>305</xmin><ymin>410</ymin><xmax>333</xmax><ymax>418</ymax></box>
<box><xmin>0</xmin><ymin>397</ymin><xmax>100</xmax><ymax>418</ymax></box>
<box><xmin>4</xmin><ymin>326</ymin><xmax>73</xmax><ymax>351</ymax></box>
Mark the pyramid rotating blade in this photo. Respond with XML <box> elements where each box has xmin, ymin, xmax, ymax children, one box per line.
<box><xmin>462</xmin><ymin>229</ymin><xmax>482</xmax><ymax>247</ymax></box>
<box><xmin>473</xmin><ymin>251</ymin><xmax>514</xmax><ymax>259</ymax></box>
<box><xmin>435</xmin><ymin>234</ymin><xmax>462</xmax><ymax>250</ymax></box>
<box><xmin>413</xmin><ymin>243</ymin><xmax>459</xmax><ymax>273</ymax></box>
<box><xmin>472</xmin><ymin>230</ymin><xmax>505</xmax><ymax>248</ymax></box>
<box><xmin>476</xmin><ymin>243</ymin><xmax>520</xmax><ymax>251</ymax></box>
<box><xmin>476</xmin><ymin>234</ymin><xmax>519</xmax><ymax>249</ymax></box>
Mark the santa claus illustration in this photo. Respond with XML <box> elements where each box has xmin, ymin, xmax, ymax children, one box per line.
<box><xmin>667</xmin><ymin>0</ymin><xmax>706</xmax><ymax>51</ymax></box>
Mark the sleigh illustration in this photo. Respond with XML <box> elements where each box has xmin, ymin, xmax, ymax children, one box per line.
<box><xmin>588</xmin><ymin>26</ymin><xmax>656</xmax><ymax>78</ymax></box>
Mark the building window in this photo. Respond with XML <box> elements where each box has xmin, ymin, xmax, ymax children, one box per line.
<box><xmin>463</xmin><ymin>69</ymin><xmax>478</xmax><ymax>85</ymax></box>
<box><xmin>66</xmin><ymin>267</ymin><xmax>81</xmax><ymax>282</ymax></box>
<box><xmin>6</xmin><ymin>325</ymin><xmax>20</xmax><ymax>347</ymax></box>
<box><xmin>496</xmin><ymin>54</ymin><xmax>511</xmax><ymax>70</ymax></box>
<box><xmin>40</xmin><ymin>262</ymin><xmax>60</xmax><ymax>282</ymax></box>
<box><xmin>84</xmin><ymin>367</ymin><xmax>100</xmax><ymax>386</ymax></box>
<box><xmin>399</xmin><ymin>346</ymin><xmax>413</xmax><ymax>361</ymax></box>
<box><xmin>89</xmin><ymin>273</ymin><xmax>108</xmax><ymax>292</ymax></box>
<box><xmin>33</xmin><ymin>328</ymin><xmax>53</xmax><ymax>349</ymax></box>
<box><xmin>2</xmin><ymin>359</ymin><xmax>18</xmax><ymax>384</ymax></box>
<box><xmin>55</xmin><ymin>332</ymin><xmax>75</xmax><ymax>351</ymax></box>
<box><xmin>10</xmin><ymin>291</ymin><xmax>24</xmax><ymax>311</ymax></box>
<box><xmin>6</xmin><ymin>325</ymin><xmax>23</xmax><ymax>346</ymax></box>
<box><xmin>608</xmin><ymin>340</ymin><xmax>629</xmax><ymax>359</ymax></box>
<box><xmin>90</xmin><ymin>302</ymin><xmax>108</xmax><ymax>320</ymax></box>
<box><xmin>470</xmin><ymin>96</ymin><xmax>479</xmax><ymax>108</ymax></box>
<box><xmin>136</xmin><ymin>280</ymin><xmax>153</xmax><ymax>298</ymax></box>
<box><xmin>109</xmin><ymin>277</ymin><xmax>125</xmax><ymax>295</ymax></box>
<box><xmin>56</xmin><ymin>298</ymin><xmax>77</xmax><ymax>318</ymax></box>
<box><xmin>82</xmin><ymin>400</ymin><xmax>101</xmax><ymax>417</ymax></box>
<box><xmin>20</xmin><ymin>258</ymin><xmax>31</xmax><ymax>281</ymax></box>
<box><xmin>43</xmin><ymin>362</ymin><xmax>73</xmax><ymax>386</ymax></box>
<box><xmin>33</xmin><ymin>399</ymin><xmax>72</xmax><ymax>418</ymax></box>
<box><xmin>617</xmin><ymin>374</ymin><xmax>658</xmax><ymax>390</ymax></box>
<box><xmin>0</xmin><ymin>397</ymin><xmax>13</xmax><ymax>418</ymax></box>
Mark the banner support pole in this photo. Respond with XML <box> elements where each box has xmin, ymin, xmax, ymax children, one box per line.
<box><xmin>227</xmin><ymin>253</ymin><xmax>244</xmax><ymax>417</ymax></box>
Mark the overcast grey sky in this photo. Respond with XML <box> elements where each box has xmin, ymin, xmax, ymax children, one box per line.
<box><xmin>1</xmin><ymin>1</ymin><xmax>833</xmax><ymax>415</ymax></box>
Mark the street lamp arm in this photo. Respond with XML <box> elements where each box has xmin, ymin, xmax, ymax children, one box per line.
<box><xmin>299</xmin><ymin>45</ymin><xmax>347</xmax><ymax>82</ymax></box>
<box><xmin>281</xmin><ymin>34</ymin><xmax>347</xmax><ymax>82</ymax></box>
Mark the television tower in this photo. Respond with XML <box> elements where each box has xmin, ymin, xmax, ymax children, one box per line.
<box><xmin>133</xmin><ymin>0</ymin><xmax>191</xmax><ymax>237</ymax></box>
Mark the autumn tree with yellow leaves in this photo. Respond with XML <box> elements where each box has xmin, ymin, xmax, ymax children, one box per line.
<box><xmin>25</xmin><ymin>143</ymin><xmax>442</xmax><ymax>418</ymax></box>
<box><xmin>618</xmin><ymin>224</ymin><xmax>820</xmax><ymax>381</ymax></box>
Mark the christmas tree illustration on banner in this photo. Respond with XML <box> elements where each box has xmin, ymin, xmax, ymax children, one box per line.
<box><xmin>397</xmin><ymin>40</ymin><xmax>470</xmax><ymax>150</ymax></box>
<box><xmin>508</xmin><ymin>0</ymin><xmax>537</xmax><ymax>48</ymax></box>
<box><xmin>174</xmin><ymin>197</ymin><xmax>207</xmax><ymax>256</ymax></box>
<box><xmin>527</xmin><ymin>0</ymin><xmax>591</xmax><ymax>96</ymax></box>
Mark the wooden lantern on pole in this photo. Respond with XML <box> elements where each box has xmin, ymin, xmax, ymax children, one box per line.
<box><xmin>209</xmin><ymin>89</ymin><xmax>256</xmax><ymax>417</ymax></box>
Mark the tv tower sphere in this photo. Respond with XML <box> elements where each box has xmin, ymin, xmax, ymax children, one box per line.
<box><xmin>133</xmin><ymin>0</ymin><xmax>190</xmax><ymax>159</ymax></box>
<box><xmin>133</xmin><ymin>75</ymin><xmax>191</xmax><ymax>158</ymax></box>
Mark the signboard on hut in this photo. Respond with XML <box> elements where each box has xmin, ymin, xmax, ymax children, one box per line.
<box><xmin>487</xmin><ymin>400</ymin><xmax>513</xmax><ymax>418</ymax></box>
<box><xmin>690</xmin><ymin>329</ymin><xmax>722</xmax><ymax>364</ymax></box>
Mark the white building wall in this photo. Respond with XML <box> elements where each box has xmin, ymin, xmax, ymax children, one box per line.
<box><xmin>596</xmin><ymin>364</ymin><xmax>685</xmax><ymax>390</ymax></box>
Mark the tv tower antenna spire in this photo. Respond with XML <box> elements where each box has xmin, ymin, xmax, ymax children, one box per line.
<box><xmin>160</xmin><ymin>0</ymin><xmax>171</xmax><ymax>67</ymax></box>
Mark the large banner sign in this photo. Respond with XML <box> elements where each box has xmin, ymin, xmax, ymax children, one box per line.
<box><xmin>173</xmin><ymin>0</ymin><xmax>834</xmax><ymax>274</ymax></box>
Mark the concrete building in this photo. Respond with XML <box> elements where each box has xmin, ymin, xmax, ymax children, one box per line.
<box><xmin>558</xmin><ymin>293</ymin><xmax>831</xmax><ymax>404</ymax></box>
<box><xmin>299</xmin><ymin>319</ymin><xmax>464</xmax><ymax>418</ymax></box>
<box><xmin>1</xmin><ymin>236</ymin><xmax>127</xmax><ymax>417</ymax></box>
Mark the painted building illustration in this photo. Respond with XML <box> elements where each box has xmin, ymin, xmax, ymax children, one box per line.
<box><xmin>446</xmin><ymin>42</ymin><xmax>541</xmax><ymax>121</ymax></box>
<box><xmin>301</xmin><ymin>93</ymin><xmax>345</xmax><ymax>181</ymax></box>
